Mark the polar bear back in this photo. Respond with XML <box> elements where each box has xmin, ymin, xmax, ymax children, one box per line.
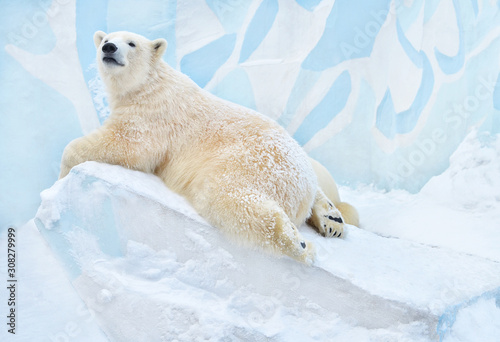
<box><xmin>157</xmin><ymin>97</ymin><xmax>317</xmax><ymax>226</ymax></box>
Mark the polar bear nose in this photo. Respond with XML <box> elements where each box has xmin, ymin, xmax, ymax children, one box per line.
<box><xmin>102</xmin><ymin>42</ymin><xmax>117</xmax><ymax>53</ymax></box>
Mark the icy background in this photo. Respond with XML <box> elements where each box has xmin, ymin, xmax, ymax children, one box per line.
<box><xmin>0</xmin><ymin>0</ymin><xmax>499</xmax><ymax>341</ymax></box>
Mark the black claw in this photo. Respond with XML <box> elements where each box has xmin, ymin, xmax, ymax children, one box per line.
<box><xmin>332</xmin><ymin>232</ymin><xmax>337</xmax><ymax>237</ymax></box>
<box><xmin>300</xmin><ymin>241</ymin><xmax>306</xmax><ymax>249</ymax></box>
<box><xmin>329</xmin><ymin>228</ymin><xmax>332</xmax><ymax>234</ymax></box>
<box><xmin>338</xmin><ymin>232</ymin><xmax>342</xmax><ymax>238</ymax></box>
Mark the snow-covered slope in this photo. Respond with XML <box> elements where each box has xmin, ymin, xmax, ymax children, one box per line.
<box><xmin>2</xmin><ymin>135</ymin><xmax>496</xmax><ymax>341</ymax></box>
<box><xmin>31</xmin><ymin>162</ymin><xmax>436</xmax><ymax>341</ymax></box>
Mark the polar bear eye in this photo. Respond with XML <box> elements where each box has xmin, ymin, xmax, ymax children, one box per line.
<box><xmin>128</xmin><ymin>42</ymin><xmax>136</xmax><ymax>47</ymax></box>
<box><xmin>104</xmin><ymin>40</ymin><xmax>108</xmax><ymax>43</ymax></box>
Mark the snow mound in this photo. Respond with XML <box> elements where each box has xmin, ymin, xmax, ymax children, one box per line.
<box><xmin>32</xmin><ymin>162</ymin><xmax>500</xmax><ymax>341</ymax></box>
<box><xmin>350</xmin><ymin>130</ymin><xmax>500</xmax><ymax>263</ymax></box>
<box><xmin>422</xmin><ymin>130</ymin><xmax>500</xmax><ymax>211</ymax></box>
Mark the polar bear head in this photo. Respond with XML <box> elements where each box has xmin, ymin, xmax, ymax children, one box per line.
<box><xmin>93</xmin><ymin>31</ymin><xmax>167</xmax><ymax>95</ymax></box>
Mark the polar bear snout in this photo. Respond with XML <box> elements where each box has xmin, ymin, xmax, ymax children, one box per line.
<box><xmin>101</xmin><ymin>42</ymin><xmax>125</xmax><ymax>67</ymax></box>
<box><xmin>102</xmin><ymin>42</ymin><xmax>118</xmax><ymax>53</ymax></box>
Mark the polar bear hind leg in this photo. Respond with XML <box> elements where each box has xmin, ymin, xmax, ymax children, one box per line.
<box><xmin>197</xmin><ymin>188</ymin><xmax>316</xmax><ymax>264</ymax></box>
<box><xmin>335</xmin><ymin>202</ymin><xmax>360</xmax><ymax>228</ymax></box>
<box><xmin>264</xmin><ymin>203</ymin><xmax>316</xmax><ymax>264</ymax></box>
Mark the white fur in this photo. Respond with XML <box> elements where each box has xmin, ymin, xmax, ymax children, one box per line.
<box><xmin>310</xmin><ymin>158</ymin><xmax>360</xmax><ymax>227</ymax></box>
<box><xmin>60</xmin><ymin>31</ymin><xmax>352</xmax><ymax>264</ymax></box>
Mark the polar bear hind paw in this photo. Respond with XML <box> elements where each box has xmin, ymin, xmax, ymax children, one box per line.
<box><xmin>320</xmin><ymin>208</ymin><xmax>344</xmax><ymax>238</ymax></box>
<box><xmin>325</xmin><ymin>202</ymin><xmax>344</xmax><ymax>236</ymax></box>
<box><xmin>295</xmin><ymin>239</ymin><xmax>316</xmax><ymax>265</ymax></box>
<box><xmin>282</xmin><ymin>221</ymin><xmax>316</xmax><ymax>264</ymax></box>
<box><xmin>308</xmin><ymin>190</ymin><xmax>345</xmax><ymax>238</ymax></box>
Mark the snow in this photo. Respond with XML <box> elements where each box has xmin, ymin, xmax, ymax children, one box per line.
<box><xmin>441</xmin><ymin>293</ymin><xmax>500</xmax><ymax>342</ymax></box>
<box><xmin>1</xmin><ymin>129</ymin><xmax>499</xmax><ymax>341</ymax></box>
<box><xmin>349</xmin><ymin>130</ymin><xmax>500</xmax><ymax>262</ymax></box>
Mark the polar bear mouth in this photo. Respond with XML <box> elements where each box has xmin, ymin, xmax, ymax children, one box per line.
<box><xmin>103</xmin><ymin>57</ymin><xmax>124</xmax><ymax>66</ymax></box>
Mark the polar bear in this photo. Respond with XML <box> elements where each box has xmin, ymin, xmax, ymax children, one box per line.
<box><xmin>60</xmin><ymin>31</ymin><xmax>358</xmax><ymax>264</ymax></box>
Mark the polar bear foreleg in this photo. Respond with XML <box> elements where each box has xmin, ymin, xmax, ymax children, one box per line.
<box><xmin>308</xmin><ymin>188</ymin><xmax>345</xmax><ymax>238</ymax></box>
<box><xmin>59</xmin><ymin>129</ymin><xmax>138</xmax><ymax>179</ymax></box>
<box><xmin>59</xmin><ymin>135</ymin><xmax>98</xmax><ymax>179</ymax></box>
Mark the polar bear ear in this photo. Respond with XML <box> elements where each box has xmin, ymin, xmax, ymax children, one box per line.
<box><xmin>151</xmin><ymin>38</ymin><xmax>167</xmax><ymax>60</ymax></box>
<box><xmin>94</xmin><ymin>31</ymin><xmax>107</xmax><ymax>49</ymax></box>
